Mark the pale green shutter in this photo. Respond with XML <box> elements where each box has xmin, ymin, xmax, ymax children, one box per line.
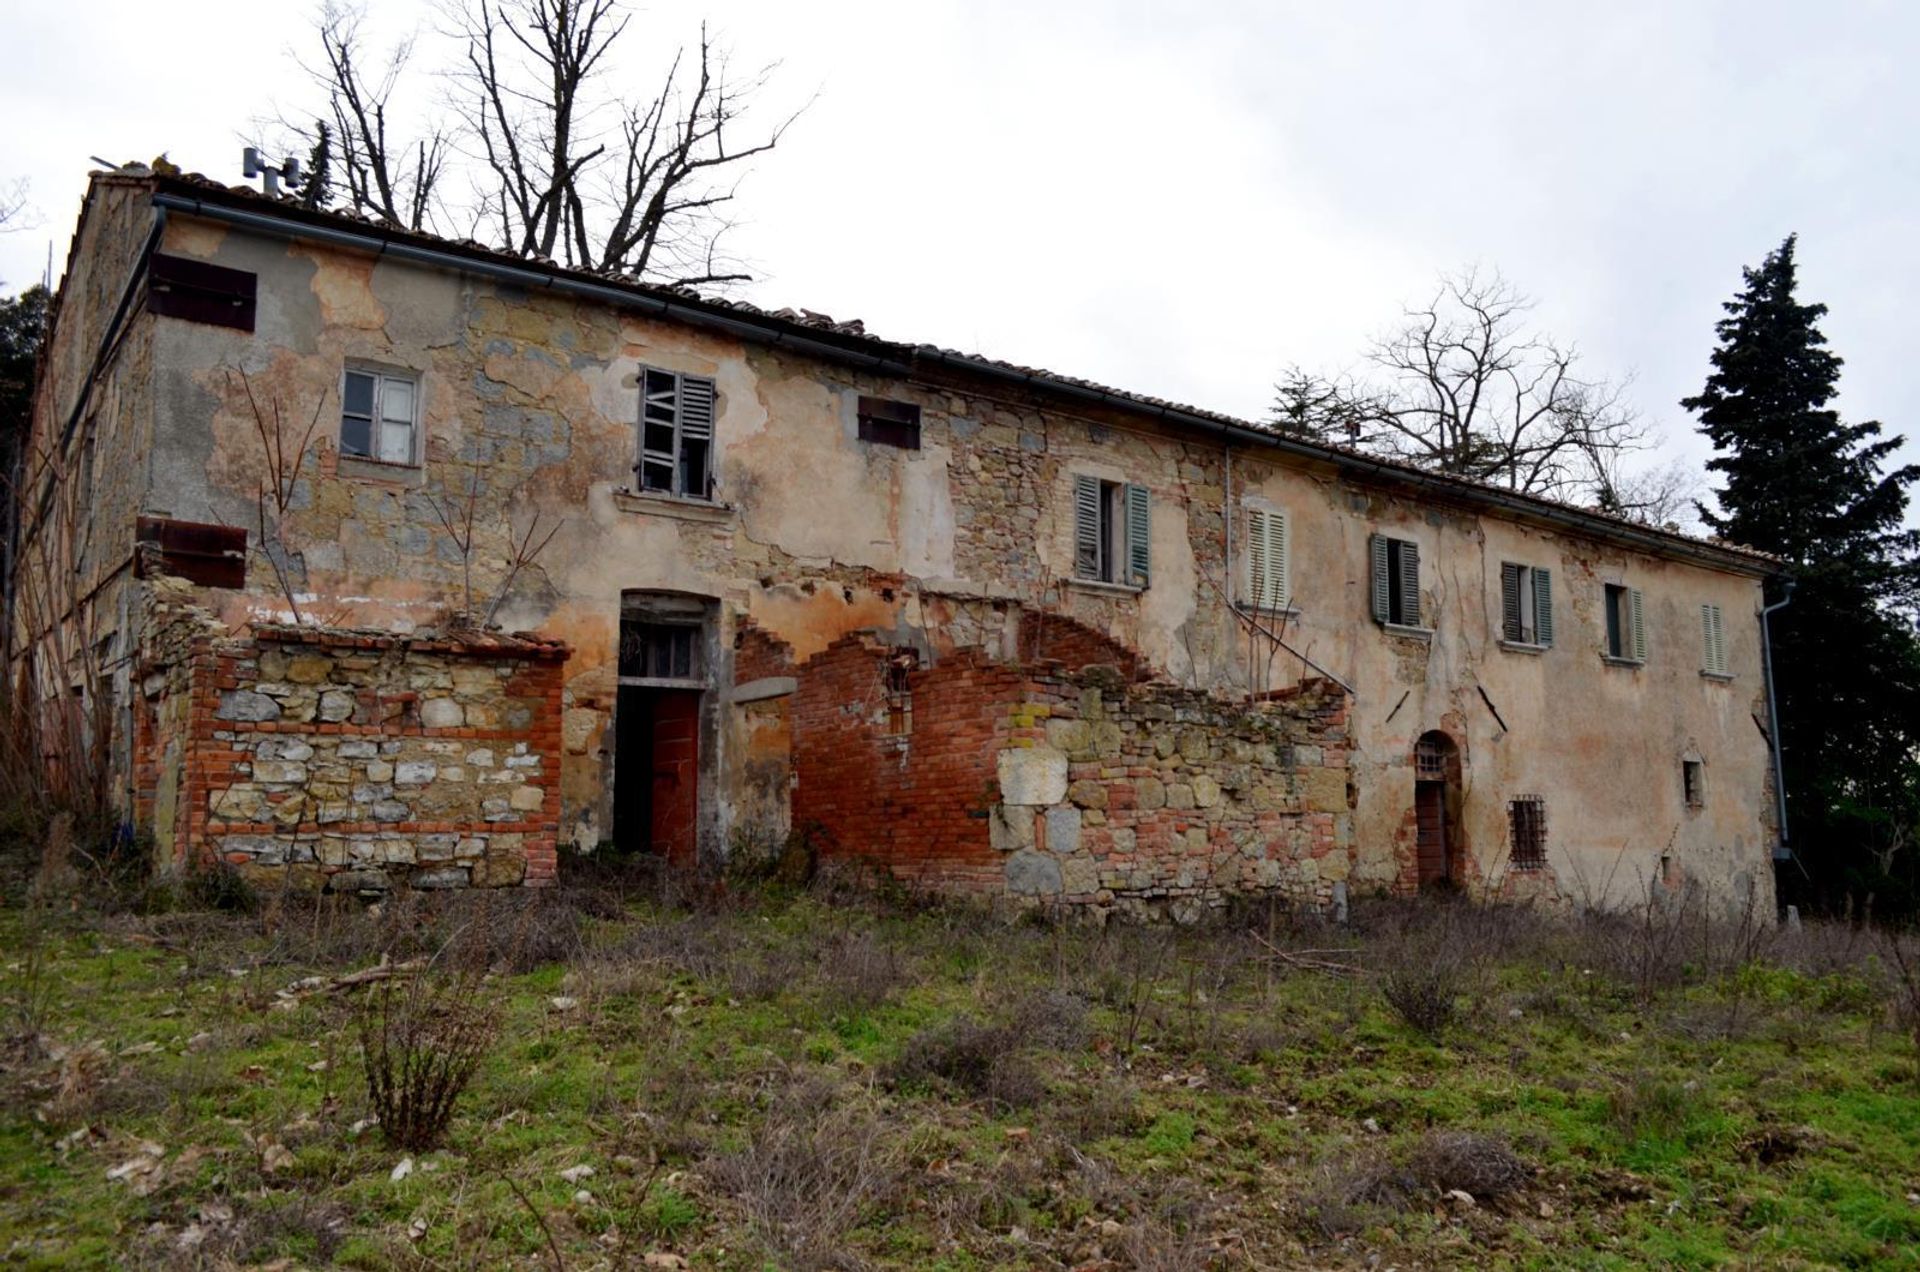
<box><xmin>1702</xmin><ymin>603</ymin><xmax>1727</xmax><ymax>674</ymax></box>
<box><xmin>1399</xmin><ymin>539</ymin><xmax>1422</xmax><ymax>627</ymax></box>
<box><xmin>1500</xmin><ymin>563</ymin><xmax>1522</xmax><ymax>641</ymax></box>
<box><xmin>1247</xmin><ymin>509</ymin><xmax>1270</xmax><ymax>607</ymax></box>
<box><xmin>1272</xmin><ymin>510</ymin><xmax>1291</xmax><ymax>608</ymax></box>
<box><xmin>1534</xmin><ymin>568</ymin><xmax>1553</xmax><ymax>646</ymax></box>
<box><xmin>1073</xmin><ymin>475</ymin><xmax>1100</xmax><ymax>579</ymax></box>
<box><xmin>1125</xmin><ymin>483</ymin><xmax>1151</xmax><ymax>585</ymax></box>
<box><xmin>1369</xmin><ymin>535</ymin><xmax>1390</xmax><ymax>623</ymax></box>
<box><xmin>1629</xmin><ymin>587</ymin><xmax>1647</xmax><ymax>662</ymax></box>
<box><xmin>1700</xmin><ymin>604</ymin><xmax>1714</xmax><ymax>671</ymax></box>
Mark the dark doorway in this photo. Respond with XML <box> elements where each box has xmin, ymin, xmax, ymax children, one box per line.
<box><xmin>615</xmin><ymin>686</ymin><xmax>701</xmax><ymax>865</ymax></box>
<box><xmin>1413</xmin><ymin>732</ymin><xmax>1461</xmax><ymax>889</ymax></box>
<box><xmin>614</xmin><ymin>596</ymin><xmax>709</xmax><ymax>866</ymax></box>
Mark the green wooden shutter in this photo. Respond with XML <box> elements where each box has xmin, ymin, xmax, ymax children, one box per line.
<box><xmin>1369</xmin><ymin>534</ymin><xmax>1390</xmax><ymax>623</ymax></box>
<box><xmin>1500</xmin><ymin>563</ymin><xmax>1522</xmax><ymax>641</ymax></box>
<box><xmin>1125</xmin><ymin>483</ymin><xmax>1151</xmax><ymax>586</ymax></box>
<box><xmin>1272</xmin><ymin>510</ymin><xmax>1291</xmax><ymax>608</ymax></box>
<box><xmin>1713</xmin><ymin>604</ymin><xmax>1728</xmax><ymax>673</ymax></box>
<box><xmin>1629</xmin><ymin>587</ymin><xmax>1647</xmax><ymax>662</ymax></box>
<box><xmin>1073</xmin><ymin>475</ymin><xmax>1100</xmax><ymax>579</ymax></box>
<box><xmin>1534</xmin><ymin>567</ymin><xmax>1554</xmax><ymax>647</ymax></box>
<box><xmin>1398</xmin><ymin>539</ymin><xmax>1422</xmax><ymax>627</ymax></box>
<box><xmin>1247</xmin><ymin>509</ymin><xmax>1265</xmax><ymax>605</ymax></box>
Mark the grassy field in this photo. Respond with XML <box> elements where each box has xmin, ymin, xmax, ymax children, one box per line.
<box><xmin>2</xmin><ymin>869</ymin><xmax>1919</xmax><ymax>1269</ymax></box>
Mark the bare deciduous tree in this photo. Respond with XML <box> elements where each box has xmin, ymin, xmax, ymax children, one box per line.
<box><xmin>284</xmin><ymin>0</ymin><xmax>801</xmax><ymax>285</ymax></box>
<box><xmin>1272</xmin><ymin>268</ymin><xmax>1684</xmax><ymax>515</ymax></box>
<box><xmin>291</xmin><ymin>2</ymin><xmax>449</xmax><ymax>232</ymax></box>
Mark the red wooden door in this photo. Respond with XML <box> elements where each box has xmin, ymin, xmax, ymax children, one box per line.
<box><xmin>1415</xmin><ymin>780</ymin><xmax>1449</xmax><ymax>887</ymax></box>
<box><xmin>650</xmin><ymin>690</ymin><xmax>700</xmax><ymax>867</ymax></box>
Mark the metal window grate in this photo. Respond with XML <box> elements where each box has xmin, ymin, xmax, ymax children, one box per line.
<box><xmin>1509</xmin><ymin>795</ymin><xmax>1548</xmax><ymax>869</ymax></box>
<box><xmin>1415</xmin><ymin>737</ymin><xmax>1449</xmax><ymax>781</ymax></box>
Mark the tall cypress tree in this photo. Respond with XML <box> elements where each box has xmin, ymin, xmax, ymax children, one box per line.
<box><xmin>1683</xmin><ymin>236</ymin><xmax>1920</xmax><ymax>916</ymax></box>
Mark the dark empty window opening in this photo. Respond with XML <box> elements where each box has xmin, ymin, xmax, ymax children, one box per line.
<box><xmin>147</xmin><ymin>253</ymin><xmax>257</xmax><ymax>331</ymax></box>
<box><xmin>884</xmin><ymin>650</ymin><xmax>917</xmax><ymax>735</ymax></box>
<box><xmin>1509</xmin><ymin>795</ymin><xmax>1548</xmax><ymax>870</ymax></box>
<box><xmin>638</xmin><ymin>368</ymin><xmax>716</xmax><ymax>499</ymax></box>
<box><xmin>1073</xmin><ymin>475</ymin><xmax>1151</xmax><ymax>586</ymax></box>
<box><xmin>1605</xmin><ymin>584</ymin><xmax>1646</xmax><ymax>662</ymax></box>
<box><xmin>1500</xmin><ymin>562</ymin><xmax>1554</xmax><ymax>646</ymax></box>
<box><xmin>1683</xmin><ymin>760</ymin><xmax>1705</xmax><ymax>809</ymax></box>
<box><xmin>857</xmin><ymin>396</ymin><xmax>922</xmax><ymax>449</ymax></box>
<box><xmin>620</xmin><ymin>621</ymin><xmax>702</xmax><ymax>683</ymax></box>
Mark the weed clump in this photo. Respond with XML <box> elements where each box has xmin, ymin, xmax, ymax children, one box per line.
<box><xmin>355</xmin><ymin>969</ymin><xmax>500</xmax><ymax>1152</ymax></box>
<box><xmin>889</xmin><ymin>1016</ymin><xmax>1044</xmax><ymax>1110</ymax></box>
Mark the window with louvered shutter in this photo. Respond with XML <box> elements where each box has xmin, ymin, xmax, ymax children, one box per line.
<box><xmin>1500</xmin><ymin>563</ymin><xmax>1554</xmax><ymax>647</ymax></box>
<box><xmin>1072</xmin><ymin>476</ymin><xmax>1150</xmax><ymax>587</ymax></box>
<box><xmin>1629</xmin><ymin>587</ymin><xmax>1647</xmax><ymax>662</ymax></box>
<box><xmin>1701</xmin><ymin>603</ymin><xmax>1729</xmax><ymax>675</ymax></box>
<box><xmin>1246</xmin><ymin>508</ymin><xmax>1290</xmax><ymax>610</ymax></box>
<box><xmin>1605</xmin><ymin>583</ymin><xmax>1645</xmax><ymax>663</ymax></box>
<box><xmin>637</xmin><ymin>367</ymin><xmax>717</xmax><ymax>499</ymax></box>
<box><xmin>1372</xmin><ymin>534</ymin><xmax>1424</xmax><ymax>628</ymax></box>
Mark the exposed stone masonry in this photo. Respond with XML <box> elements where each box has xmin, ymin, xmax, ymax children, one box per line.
<box><xmin>139</xmin><ymin>618</ymin><xmax>566</xmax><ymax>892</ymax></box>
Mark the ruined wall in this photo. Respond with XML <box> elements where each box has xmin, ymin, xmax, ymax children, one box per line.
<box><xmin>789</xmin><ymin>631</ymin><xmax>1352</xmax><ymax>913</ymax></box>
<box><xmin>138</xmin><ymin>619</ymin><xmax>566</xmax><ymax>891</ymax></box>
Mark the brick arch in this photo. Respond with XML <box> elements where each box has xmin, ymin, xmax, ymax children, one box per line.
<box><xmin>1017</xmin><ymin>611</ymin><xmax>1149</xmax><ymax>681</ymax></box>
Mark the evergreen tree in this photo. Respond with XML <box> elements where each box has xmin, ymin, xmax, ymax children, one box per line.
<box><xmin>1683</xmin><ymin>236</ymin><xmax>1920</xmax><ymax>916</ymax></box>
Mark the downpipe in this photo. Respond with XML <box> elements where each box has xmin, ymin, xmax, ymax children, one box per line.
<box><xmin>1760</xmin><ymin>579</ymin><xmax>1795</xmax><ymax>869</ymax></box>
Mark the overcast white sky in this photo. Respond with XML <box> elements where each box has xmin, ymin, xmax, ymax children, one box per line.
<box><xmin>3</xmin><ymin>0</ymin><xmax>1915</xmax><ymax>520</ymax></box>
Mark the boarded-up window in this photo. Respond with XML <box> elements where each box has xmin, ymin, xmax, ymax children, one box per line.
<box><xmin>1369</xmin><ymin>534</ymin><xmax>1422</xmax><ymax>627</ymax></box>
<box><xmin>147</xmin><ymin>254</ymin><xmax>256</xmax><ymax>331</ymax></box>
<box><xmin>856</xmin><ymin>396</ymin><xmax>921</xmax><ymax>449</ymax></box>
<box><xmin>1509</xmin><ymin>795</ymin><xmax>1547</xmax><ymax>869</ymax></box>
<box><xmin>1499</xmin><ymin>562</ymin><xmax>1554</xmax><ymax>646</ymax></box>
<box><xmin>134</xmin><ymin>516</ymin><xmax>247</xmax><ymax>588</ymax></box>
<box><xmin>1073</xmin><ymin>475</ymin><xmax>1151</xmax><ymax>587</ymax></box>
<box><xmin>1700</xmin><ymin>603</ymin><xmax>1729</xmax><ymax>675</ymax></box>
<box><xmin>638</xmin><ymin>368</ymin><xmax>716</xmax><ymax>499</ymax></box>
<box><xmin>1605</xmin><ymin>584</ymin><xmax>1646</xmax><ymax>662</ymax></box>
<box><xmin>1246</xmin><ymin>508</ymin><xmax>1291</xmax><ymax>610</ymax></box>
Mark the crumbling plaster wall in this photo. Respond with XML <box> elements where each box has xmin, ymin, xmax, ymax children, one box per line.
<box><xmin>1233</xmin><ymin>457</ymin><xmax>1775</xmax><ymax>911</ymax></box>
<box><xmin>133</xmin><ymin>208</ymin><xmax>1774</xmax><ymax>908</ymax></box>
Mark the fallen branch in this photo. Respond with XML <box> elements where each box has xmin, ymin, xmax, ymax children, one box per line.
<box><xmin>281</xmin><ymin>955</ymin><xmax>429</xmax><ymax>999</ymax></box>
<box><xmin>1250</xmin><ymin>933</ymin><xmax>1363</xmax><ymax>976</ymax></box>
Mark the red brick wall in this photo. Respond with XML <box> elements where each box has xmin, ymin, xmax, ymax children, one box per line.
<box><xmin>733</xmin><ymin>619</ymin><xmax>795</xmax><ymax>684</ymax></box>
<box><xmin>790</xmin><ymin>635</ymin><xmax>1021</xmax><ymax>890</ymax></box>
<box><xmin>1018</xmin><ymin>611</ymin><xmax>1149</xmax><ymax>681</ymax></box>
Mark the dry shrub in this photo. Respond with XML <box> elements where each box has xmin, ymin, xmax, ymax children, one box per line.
<box><xmin>815</xmin><ymin>929</ymin><xmax>906</xmax><ymax>1013</ymax></box>
<box><xmin>706</xmin><ymin>1097</ymin><xmax>903</xmax><ymax>1270</ymax></box>
<box><xmin>1296</xmin><ymin>1131</ymin><xmax>1529</xmax><ymax>1238</ymax></box>
<box><xmin>129</xmin><ymin>1195</ymin><xmax>353</xmax><ymax>1269</ymax></box>
<box><xmin>355</xmin><ymin>969</ymin><xmax>500</xmax><ymax>1152</ymax></box>
<box><xmin>1379</xmin><ymin>959</ymin><xmax>1462</xmax><ymax>1040</ymax></box>
<box><xmin>1001</xmin><ymin>986</ymin><xmax>1092</xmax><ymax>1052</ymax></box>
<box><xmin>889</xmin><ymin>1016</ymin><xmax>1045</xmax><ymax>1110</ymax></box>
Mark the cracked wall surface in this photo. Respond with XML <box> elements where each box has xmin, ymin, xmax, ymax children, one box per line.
<box><xmin>21</xmin><ymin>187</ymin><xmax>1776</xmax><ymax>910</ymax></box>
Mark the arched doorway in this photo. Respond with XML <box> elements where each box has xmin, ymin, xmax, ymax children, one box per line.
<box><xmin>1413</xmin><ymin>732</ymin><xmax>1462</xmax><ymax>889</ymax></box>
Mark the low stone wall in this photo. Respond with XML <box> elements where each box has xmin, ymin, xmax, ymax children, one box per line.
<box><xmin>994</xmin><ymin>673</ymin><xmax>1352</xmax><ymax>918</ymax></box>
<box><xmin>140</xmin><ymin>620</ymin><xmax>567</xmax><ymax>891</ymax></box>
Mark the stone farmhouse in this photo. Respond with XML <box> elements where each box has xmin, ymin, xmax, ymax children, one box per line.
<box><xmin>6</xmin><ymin>165</ymin><xmax>1782</xmax><ymax>915</ymax></box>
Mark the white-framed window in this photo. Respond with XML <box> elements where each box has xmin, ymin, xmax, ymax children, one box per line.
<box><xmin>1245</xmin><ymin>507</ymin><xmax>1291</xmax><ymax>610</ymax></box>
<box><xmin>1500</xmin><ymin>562</ymin><xmax>1554</xmax><ymax>647</ymax></box>
<box><xmin>638</xmin><ymin>367</ymin><xmax>716</xmax><ymax>499</ymax></box>
<box><xmin>1604</xmin><ymin>583</ymin><xmax>1646</xmax><ymax>663</ymax></box>
<box><xmin>1700</xmin><ymin>603</ymin><xmax>1729</xmax><ymax>676</ymax></box>
<box><xmin>341</xmin><ymin>368</ymin><xmax>419</xmax><ymax>465</ymax></box>
<box><xmin>1073</xmin><ymin>474</ymin><xmax>1150</xmax><ymax>587</ymax></box>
